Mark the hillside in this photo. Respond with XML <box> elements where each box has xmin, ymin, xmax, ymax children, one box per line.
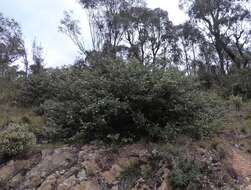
<box><xmin>1</xmin><ymin>0</ymin><xmax>251</xmax><ymax>189</ymax></box>
<box><xmin>0</xmin><ymin>103</ymin><xmax>251</xmax><ymax>190</ymax></box>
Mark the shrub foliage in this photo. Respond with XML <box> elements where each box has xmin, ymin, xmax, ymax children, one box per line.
<box><xmin>20</xmin><ymin>59</ymin><xmax>223</xmax><ymax>143</ymax></box>
<box><xmin>0</xmin><ymin>124</ymin><xmax>36</xmax><ymax>157</ymax></box>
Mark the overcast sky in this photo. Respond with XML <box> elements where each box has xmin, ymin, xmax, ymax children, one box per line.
<box><xmin>0</xmin><ymin>0</ymin><xmax>187</xmax><ymax>68</ymax></box>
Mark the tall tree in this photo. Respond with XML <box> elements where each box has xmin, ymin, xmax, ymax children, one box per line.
<box><xmin>59</xmin><ymin>11</ymin><xmax>86</xmax><ymax>55</ymax></box>
<box><xmin>80</xmin><ymin>0</ymin><xmax>145</xmax><ymax>53</ymax></box>
<box><xmin>30</xmin><ymin>40</ymin><xmax>44</xmax><ymax>74</ymax></box>
<box><xmin>112</xmin><ymin>6</ymin><xmax>178</xmax><ymax>66</ymax></box>
<box><xmin>183</xmin><ymin>0</ymin><xmax>251</xmax><ymax>74</ymax></box>
<box><xmin>0</xmin><ymin>13</ymin><xmax>25</xmax><ymax>78</ymax></box>
<box><xmin>177</xmin><ymin>22</ymin><xmax>205</xmax><ymax>74</ymax></box>
<box><xmin>60</xmin><ymin>0</ymin><xmax>180</xmax><ymax>67</ymax></box>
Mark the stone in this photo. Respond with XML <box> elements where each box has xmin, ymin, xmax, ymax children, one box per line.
<box><xmin>62</xmin><ymin>166</ymin><xmax>79</xmax><ymax>179</ymax></box>
<box><xmin>74</xmin><ymin>181</ymin><xmax>100</xmax><ymax>190</ymax></box>
<box><xmin>117</xmin><ymin>157</ymin><xmax>139</xmax><ymax>169</ymax></box>
<box><xmin>158</xmin><ymin>180</ymin><xmax>171</xmax><ymax>190</ymax></box>
<box><xmin>38</xmin><ymin>174</ymin><xmax>57</xmax><ymax>190</ymax></box>
<box><xmin>0</xmin><ymin>160</ymin><xmax>15</xmax><ymax>184</ymax></box>
<box><xmin>83</xmin><ymin>161</ymin><xmax>99</xmax><ymax>176</ymax></box>
<box><xmin>57</xmin><ymin>175</ymin><xmax>77</xmax><ymax>190</ymax></box>
<box><xmin>111</xmin><ymin>185</ymin><xmax>119</xmax><ymax>190</ymax></box>
<box><xmin>77</xmin><ymin>169</ymin><xmax>87</xmax><ymax>181</ymax></box>
<box><xmin>39</xmin><ymin>183</ymin><xmax>53</xmax><ymax>190</ymax></box>
<box><xmin>158</xmin><ymin>169</ymin><xmax>171</xmax><ymax>190</ymax></box>
<box><xmin>7</xmin><ymin>173</ymin><xmax>24</xmax><ymax>189</ymax></box>
<box><xmin>29</xmin><ymin>175</ymin><xmax>43</xmax><ymax>187</ymax></box>
<box><xmin>24</xmin><ymin>147</ymin><xmax>77</xmax><ymax>188</ymax></box>
<box><xmin>0</xmin><ymin>153</ymin><xmax>41</xmax><ymax>188</ymax></box>
<box><xmin>60</xmin><ymin>170</ymin><xmax>66</xmax><ymax>175</ymax></box>
<box><xmin>103</xmin><ymin>164</ymin><xmax>124</xmax><ymax>184</ymax></box>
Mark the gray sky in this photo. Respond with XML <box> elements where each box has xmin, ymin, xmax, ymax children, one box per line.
<box><xmin>0</xmin><ymin>0</ymin><xmax>187</xmax><ymax>68</ymax></box>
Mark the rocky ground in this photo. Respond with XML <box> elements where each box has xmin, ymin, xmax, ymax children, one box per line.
<box><xmin>0</xmin><ymin>139</ymin><xmax>250</xmax><ymax>190</ymax></box>
<box><xmin>0</xmin><ymin>143</ymin><xmax>155</xmax><ymax>190</ymax></box>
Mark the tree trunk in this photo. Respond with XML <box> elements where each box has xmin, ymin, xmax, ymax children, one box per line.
<box><xmin>215</xmin><ymin>41</ymin><xmax>226</xmax><ymax>75</ymax></box>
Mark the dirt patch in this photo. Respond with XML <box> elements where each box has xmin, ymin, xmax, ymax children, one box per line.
<box><xmin>222</xmin><ymin>141</ymin><xmax>251</xmax><ymax>189</ymax></box>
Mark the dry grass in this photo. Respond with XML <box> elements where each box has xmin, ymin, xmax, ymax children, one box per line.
<box><xmin>0</xmin><ymin>104</ymin><xmax>46</xmax><ymax>136</ymax></box>
<box><xmin>218</xmin><ymin>100</ymin><xmax>251</xmax><ymax>155</ymax></box>
<box><xmin>0</xmin><ymin>79</ymin><xmax>45</xmax><ymax>134</ymax></box>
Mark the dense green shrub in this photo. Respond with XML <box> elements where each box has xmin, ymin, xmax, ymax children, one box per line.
<box><xmin>0</xmin><ymin>124</ymin><xmax>36</xmax><ymax>158</ymax></box>
<box><xmin>18</xmin><ymin>71</ymin><xmax>55</xmax><ymax>107</ymax></box>
<box><xmin>0</xmin><ymin>79</ymin><xmax>19</xmax><ymax>105</ymax></box>
<box><xmin>37</xmin><ymin>59</ymin><xmax>223</xmax><ymax>143</ymax></box>
<box><xmin>223</xmin><ymin>69</ymin><xmax>251</xmax><ymax>99</ymax></box>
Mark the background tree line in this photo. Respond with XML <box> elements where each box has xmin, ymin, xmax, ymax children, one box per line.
<box><xmin>60</xmin><ymin>0</ymin><xmax>251</xmax><ymax>75</ymax></box>
<box><xmin>1</xmin><ymin>0</ymin><xmax>250</xmax><ymax>88</ymax></box>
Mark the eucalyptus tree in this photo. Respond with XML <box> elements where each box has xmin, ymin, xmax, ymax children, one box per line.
<box><xmin>0</xmin><ymin>13</ymin><xmax>25</xmax><ymax>78</ymax></box>
<box><xmin>60</xmin><ymin>0</ymin><xmax>178</xmax><ymax>67</ymax></box>
<box><xmin>182</xmin><ymin>0</ymin><xmax>251</xmax><ymax>74</ymax></box>
<box><xmin>118</xmin><ymin>7</ymin><xmax>179</xmax><ymax>66</ymax></box>
<box><xmin>147</xmin><ymin>8</ymin><xmax>177</xmax><ymax>65</ymax></box>
<box><xmin>30</xmin><ymin>40</ymin><xmax>45</xmax><ymax>74</ymax></box>
<box><xmin>79</xmin><ymin>0</ymin><xmax>145</xmax><ymax>55</ymax></box>
<box><xmin>177</xmin><ymin>22</ymin><xmax>205</xmax><ymax>74</ymax></box>
<box><xmin>59</xmin><ymin>11</ymin><xmax>86</xmax><ymax>55</ymax></box>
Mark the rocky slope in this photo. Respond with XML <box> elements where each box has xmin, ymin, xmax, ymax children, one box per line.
<box><xmin>0</xmin><ymin>144</ymin><xmax>156</xmax><ymax>190</ymax></box>
<box><xmin>0</xmin><ymin>140</ymin><xmax>250</xmax><ymax>190</ymax></box>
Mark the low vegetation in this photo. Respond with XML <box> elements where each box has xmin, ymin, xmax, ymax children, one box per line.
<box><xmin>0</xmin><ymin>124</ymin><xmax>36</xmax><ymax>158</ymax></box>
<box><xmin>18</xmin><ymin>59</ymin><xmax>223</xmax><ymax>143</ymax></box>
